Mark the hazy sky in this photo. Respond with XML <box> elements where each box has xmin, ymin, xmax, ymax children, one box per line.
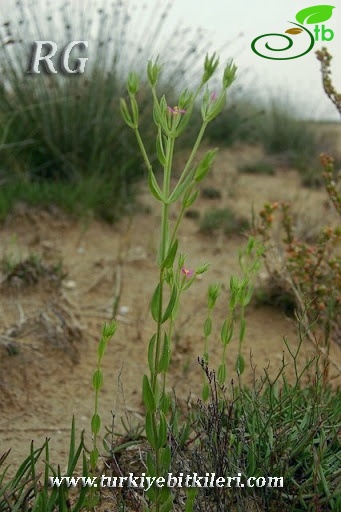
<box><xmin>1</xmin><ymin>0</ymin><xmax>340</xmax><ymax>120</ymax></box>
<box><xmin>168</xmin><ymin>0</ymin><xmax>341</xmax><ymax>120</ymax></box>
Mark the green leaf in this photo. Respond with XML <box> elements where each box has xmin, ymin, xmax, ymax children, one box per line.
<box><xmin>146</xmin><ymin>452</ymin><xmax>157</xmax><ymax>477</ymax></box>
<box><xmin>160</xmin><ymin>445</ymin><xmax>171</xmax><ymax>469</ymax></box>
<box><xmin>92</xmin><ymin>369</ymin><xmax>103</xmax><ymax>390</ymax></box>
<box><xmin>91</xmin><ymin>413</ymin><xmax>101</xmax><ymax>435</ymax></box>
<box><xmin>129</xmin><ymin>95</ymin><xmax>139</xmax><ymax>125</ymax></box>
<box><xmin>160</xmin><ymin>494</ymin><xmax>174</xmax><ymax>512</ymax></box>
<box><xmin>221</xmin><ymin>318</ymin><xmax>233</xmax><ymax>345</ymax></box>
<box><xmin>119</xmin><ymin>98</ymin><xmax>134</xmax><ymax>128</ymax></box>
<box><xmin>158</xmin><ymin>333</ymin><xmax>171</xmax><ymax>373</ymax></box>
<box><xmin>185</xmin><ymin>488</ymin><xmax>199</xmax><ymax>512</ymax></box>
<box><xmin>295</xmin><ymin>5</ymin><xmax>335</xmax><ymax>24</ymax></box>
<box><xmin>142</xmin><ymin>375</ymin><xmax>156</xmax><ymax>412</ymax></box>
<box><xmin>151</xmin><ymin>283</ymin><xmax>161</xmax><ymax>322</ymax></box>
<box><xmin>235</xmin><ymin>354</ymin><xmax>245</xmax><ymax>375</ymax></box>
<box><xmin>202</xmin><ymin>382</ymin><xmax>210</xmax><ymax>401</ymax></box>
<box><xmin>157</xmin><ymin>411</ymin><xmax>167</xmax><ymax>448</ymax></box>
<box><xmin>161</xmin><ymin>238</ymin><xmax>178</xmax><ymax>269</ymax></box>
<box><xmin>90</xmin><ymin>448</ymin><xmax>99</xmax><ymax>469</ymax></box>
<box><xmin>183</xmin><ymin>186</ymin><xmax>199</xmax><ymax>208</ymax></box>
<box><xmin>218</xmin><ymin>363</ymin><xmax>226</xmax><ymax>385</ymax></box>
<box><xmin>156</xmin><ymin>129</ymin><xmax>166</xmax><ymax>166</ymax></box>
<box><xmin>162</xmin><ymin>284</ymin><xmax>177</xmax><ymax>323</ymax></box>
<box><xmin>203</xmin><ymin>317</ymin><xmax>212</xmax><ymax>337</ymax></box>
<box><xmin>194</xmin><ymin>149</ymin><xmax>218</xmax><ymax>182</ymax></box>
<box><xmin>148</xmin><ymin>334</ymin><xmax>157</xmax><ymax>372</ymax></box>
<box><xmin>145</xmin><ymin>411</ymin><xmax>157</xmax><ymax>449</ymax></box>
<box><xmin>168</xmin><ymin>168</ymin><xmax>195</xmax><ymax>204</ymax></box>
<box><xmin>148</xmin><ymin>169</ymin><xmax>165</xmax><ymax>202</ymax></box>
<box><xmin>102</xmin><ymin>320</ymin><xmax>117</xmax><ymax>340</ymax></box>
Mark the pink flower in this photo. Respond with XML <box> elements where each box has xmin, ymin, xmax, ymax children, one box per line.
<box><xmin>181</xmin><ymin>267</ymin><xmax>194</xmax><ymax>278</ymax></box>
<box><xmin>167</xmin><ymin>105</ymin><xmax>187</xmax><ymax>115</ymax></box>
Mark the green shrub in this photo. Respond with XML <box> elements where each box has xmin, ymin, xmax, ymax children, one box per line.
<box><xmin>200</xmin><ymin>207</ymin><xmax>250</xmax><ymax>236</ymax></box>
<box><xmin>239</xmin><ymin>160</ymin><xmax>275</xmax><ymax>175</ymax></box>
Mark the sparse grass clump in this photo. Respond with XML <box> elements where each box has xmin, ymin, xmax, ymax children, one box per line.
<box><xmin>187</xmin><ymin>355</ymin><xmax>341</xmax><ymax>512</ymax></box>
<box><xmin>0</xmin><ymin>252</ymin><xmax>65</xmax><ymax>288</ymax></box>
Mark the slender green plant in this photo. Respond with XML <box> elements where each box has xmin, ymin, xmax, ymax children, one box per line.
<box><xmin>217</xmin><ymin>237</ymin><xmax>264</xmax><ymax>387</ymax></box>
<box><xmin>121</xmin><ymin>53</ymin><xmax>237</xmax><ymax>512</ymax></box>
<box><xmin>90</xmin><ymin>320</ymin><xmax>117</xmax><ymax>472</ymax></box>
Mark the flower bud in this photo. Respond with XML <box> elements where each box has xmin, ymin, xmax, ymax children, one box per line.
<box><xmin>223</xmin><ymin>60</ymin><xmax>237</xmax><ymax>89</ymax></box>
<box><xmin>202</xmin><ymin>52</ymin><xmax>219</xmax><ymax>84</ymax></box>
<box><xmin>147</xmin><ymin>59</ymin><xmax>162</xmax><ymax>86</ymax></box>
<box><xmin>127</xmin><ymin>71</ymin><xmax>139</xmax><ymax>96</ymax></box>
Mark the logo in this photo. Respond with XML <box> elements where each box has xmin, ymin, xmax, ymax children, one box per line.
<box><xmin>251</xmin><ymin>4</ymin><xmax>335</xmax><ymax>60</ymax></box>
<box><xmin>27</xmin><ymin>41</ymin><xmax>89</xmax><ymax>74</ymax></box>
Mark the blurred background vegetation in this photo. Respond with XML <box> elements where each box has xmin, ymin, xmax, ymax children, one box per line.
<box><xmin>0</xmin><ymin>0</ymin><xmax>339</xmax><ymax>222</ymax></box>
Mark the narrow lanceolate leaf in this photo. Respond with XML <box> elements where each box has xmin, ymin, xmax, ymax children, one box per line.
<box><xmin>235</xmin><ymin>354</ymin><xmax>245</xmax><ymax>375</ymax></box>
<box><xmin>221</xmin><ymin>318</ymin><xmax>233</xmax><ymax>345</ymax></box>
<box><xmin>295</xmin><ymin>5</ymin><xmax>335</xmax><ymax>24</ymax></box>
<box><xmin>146</xmin><ymin>452</ymin><xmax>157</xmax><ymax>477</ymax></box>
<box><xmin>148</xmin><ymin>169</ymin><xmax>165</xmax><ymax>202</ymax></box>
<box><xmin>203</xmin><ymin>317</ymin><xmax>212</xmax><ymax>337</ymax></box>
<box><xmin>194</xmin><ymin>149</ymin><xmax>218</xmax><ymax>182</ymax></box>
<box><xmin>157</xmin><ymin>411</ymin><xmax>168</xmax><ymax>448</ymax></box>
<box><xmin>183</xmin><ymin>187</ymin><xmax>199</xmax><ymax>208</ymax></box>
<box><xmin>167</xmin><ymin>168</ymin><xmax>195</xmax><ymax>204</ymax></box>
<box><xmin>160</xmin><ymin>445</ymin><xmax>171</xmax><ymax>469</ymax></box>
<box><xmin>119</xmin><ymin>98</ymin><xmax>134</xmax><ymax>128</ymax></box>
<box><xmin>130</xmin><ymin>95</ymin><xmax>139</xmax><ymax>125</ymax></box>
<box><xmin>92</xmin><ymin>369</ymin><xmax>103</xmax><ymax>390</ymax></box>
<box><xmin>156</xmin><ymin>129</ymin><xmax>166</xmax><ymax>166</ymax></box>
<box><xmin>143</xmin><ymin>375</ymin><xmax>156</xmax><ymax>412</ymax></box>
<box><xmin>217</xmin><ymin>363</ymin><xmax>226</xmax><ymax>385</ymax></box>
<box><xmin>90</xmin><ymin>448</ymin><xmax>99</xmax><ymax>469</ymax></box>
<box><xmin>91</xmin><ymin>414</ymin><xmax>101</xmax><ymax>435</ymax></box>
<box><xmin>162</xmin><ymin>284</ymin><xmax>177</xmax><ymax>323</ymax></box>
<box><xmin>157</xmin><ymin>333</ymin><xmax>171</xmax><ymax>373</ymax></box>
<box><xmin>151</xmin><ymin>283</ymin><xmax>161</xmax><ymax>322</ymax></box>
<box><xmin>161</xmin><ymin>238</ymin><xmax>178</xmax><ymax>269</ymax></box>
<box><xmin>160</xmin><ymin>493</ymin><xmax>174</xmax><ymax>512</ymax></box>
<box><xmin>145</xmin><ymin>411</ymin><xmax>157</xmax><ymax>449</ymax></box>
<box><xmin>148</xmin><ymin>334</ymin><xmax>157</xmax><ymax>372</ymax></box>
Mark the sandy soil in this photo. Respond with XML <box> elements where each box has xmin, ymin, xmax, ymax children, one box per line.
<box><xmin>1</xmin><ymin>144</ymin><xmax>341</xmax><ymax>482</ymax></box>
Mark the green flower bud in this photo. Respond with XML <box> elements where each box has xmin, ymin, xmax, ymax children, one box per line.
<box><xmin>223</xmin><ymin>60</ymin><xmax>237</xmax><ymax>89</ymax></box>
<box><xmin>127</xmin><ymin>71</ymin><xmax>139</xmax><ymax>96</ymax></box>
<box><xmin>202</xmin><ymin>52</ymin><xmax>219</xmax><ymax>84</ymax></box>
<box><xmin>147</xmin><ymin>59</ymin><xmax>162</xmax><ymax>86</ymax></box>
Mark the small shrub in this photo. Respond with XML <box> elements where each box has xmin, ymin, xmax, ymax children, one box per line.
<box><xmin>255</xmin><ymin>188</ymin><xmax>341</xmax><ymax>350</ymax></box>
<box><xmin>239</xmin><ymin>160</ymin><xmax>275</xmax><ymax>176</ymax></box>
<box><xmin>260</xmin><ymin>100</ymin><xmax>318</xmax><ymax>158</ymax></box>
<box><xmin>0</xmin><ymin>253</ymin><xmax>65</xmax><ymax>288</ymax></box>
<box><xmin>206</xmin><ymin>97</ymin><xmax>265</xmax><ymax>146</ymax></box>
<box><xmin>201</xmin><ymin>186</ymin><xmax>222</xmax><ymax>199</ymax></box>
<box><xmin>200</xmin><ymin>207</ymin><xmax>250</xmax><ymax>236</ymax></box>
